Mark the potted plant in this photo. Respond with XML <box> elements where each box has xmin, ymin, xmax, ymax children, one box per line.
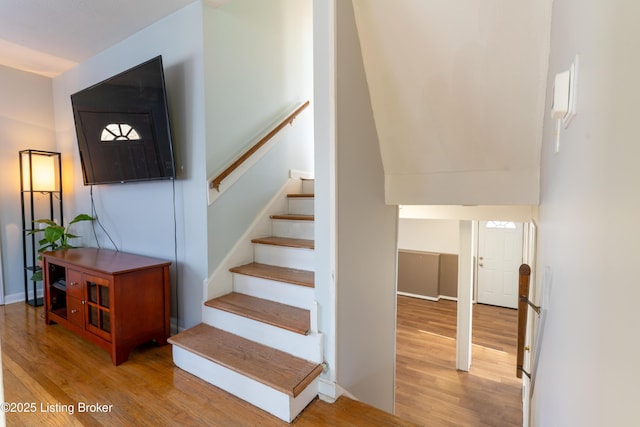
<box><xmin>29</xmin><ymin>213</ymin><xmax>95</xmax><ymax>281</ymax></box>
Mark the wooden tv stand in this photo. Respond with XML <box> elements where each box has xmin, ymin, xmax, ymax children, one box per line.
<box><xmin>42</xmin><ymin>248</ymin><xmax>171</xmax><ymax>365</ymax></box>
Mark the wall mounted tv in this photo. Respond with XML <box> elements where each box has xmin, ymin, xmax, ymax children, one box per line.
<box><xmin>71</xmin><ymin>55</ymin><xmax>175</xmax><ymax>185</ymax></box>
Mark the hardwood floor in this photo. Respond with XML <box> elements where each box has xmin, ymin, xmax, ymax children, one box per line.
<box><xmin>0</xmin><ymin>303</ymin><xmax>414</xmax><ymax>426</ymax></box>
<box><xmin>1</xmin><ymin>298</ymin><xmax>520</xmax><ymax>426</ymax></box>
<box><xmin>395</xmin><ymin>296</ymin><xmax>522</xmax><ymax>426</ymax></box>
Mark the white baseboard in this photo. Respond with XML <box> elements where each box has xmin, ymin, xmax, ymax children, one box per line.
<box><xmin>396</xmin><ymin>291</ymin><xmax>458</xmax><ymax>302</ymax></box>
<box><xmin>318</xmin><ymin>378</ymin><xmax>355</xmax><ymax>403</ymax></box>
<box><xmin>4</xmin><ymin>288</ymin><xmax>44</xmax><ymax>305</ymax></box>
<box><xmin>397</xmin><ymin>291</ymin><xmax>439</xmax><ymax>302</ymax></box>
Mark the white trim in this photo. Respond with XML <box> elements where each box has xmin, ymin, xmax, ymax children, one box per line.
<box><xmin>396</xmin><ymin>291</ymin><xmax>458</xmax><ymax>302</ymax></box>
<box><xmin>523</xmin><ymin>375</ymin><xmax>531</xmax><ymax>427</ymax></box>
<box><xmin>290</xmin><ymin>169</ymin><xmax>314</xmax><ymax>180</ymax></box>
<box><xmin>310</xmin><ymin>300</ymin><xmax>319</xmax><ymax>334</ymax></box>
<box><xmin>172</xmin><ymin>345</ymin><xmax>318</xmax><ymax>422</ymax></box>
<box><xmin>456</xmin><ymin>221</ymin><xmax>475</xmax><ymax>371</ymax></box>
<box><xmin>202</xmin><ymin>306</ymin><xmax>324</xmax><ymax>363</ymax></box>
<box><xmin>522</xmin><ymin>221</ymin><xmax>537</xmax><ymax>427</ymax></box>
<box><xmin>396</xmin><ymin>291</ymin><xmax>438</xmax><ymax>302</ymax></box>
<box><xmin>253</xmin><ymin>244</ymin><xmax>315</xmax><ymax>271</ymax></box>
<box><xmin>318</xmin><ymin>378</ymin><xmax>354</xmax><ymax>403</ymax></box>
<box><xmin>399</xmin><ymin>204</ymin><xmax>538</xmax><ymax>223</ymax></box>
<box><xmin>287</xmin><ymin>198</ymin><xmax>314</xmax><ymax>216</ymax></box>
<box><xmin>233</xmin><ymin>273</ymin><xmax>315</xmax><ymax>310</ymax></box>
<box><xmin>313</xmin><ymin>0</ymin><xmax>337</xmax><ymax>385</ymax></box>
<box><xmin>272</xmin><ymin>219</ymin><xmax>314</xmax><ymax>240</ymax></box>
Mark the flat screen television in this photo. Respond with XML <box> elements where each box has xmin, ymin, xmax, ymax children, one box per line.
<box><xmin>71</xmin><ymin>55</ymin><xmax>175</xmax><ymax>185</ymax></box>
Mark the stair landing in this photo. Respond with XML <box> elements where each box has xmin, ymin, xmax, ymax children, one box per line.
<box><xmin>168</xmin><ymin>323</ymin><xmax>323</xmax><ymax>398</ymax></box>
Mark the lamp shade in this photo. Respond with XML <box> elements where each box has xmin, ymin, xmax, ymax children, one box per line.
<box><xmin>21</xmin><ymin>151</ymin><xmax>58</xmax><ymax>192</ymax></box>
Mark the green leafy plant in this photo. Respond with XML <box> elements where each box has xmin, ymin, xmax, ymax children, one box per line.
<box><xmin>29</xmin><ymin>213</ymin><xmax>95</xmax><ymax>281</ymax></box>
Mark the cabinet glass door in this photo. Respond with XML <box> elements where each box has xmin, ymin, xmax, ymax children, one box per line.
<box><xmin>84</xmin><ymin>275</ymin><xmax>111</xmax><ymax>341</ymax></box>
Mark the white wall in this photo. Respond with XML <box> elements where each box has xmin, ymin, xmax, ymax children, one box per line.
<box><xmin>0</xmin><ymin>65</ymin><xmax>56</xmax><ymax>301</ymax></box>
<box><xmin>52</xmin><ymin>3</ymin><xmax>207</xmax><ymax>329</ymax></box>
<box><xmin>398</xmin><ymin>219</ymin><xmax>460</xmax><ymax>254</ymax></box>
<box><xmin>533</xmin><ymin>1</ymin><xmax>640</xmax><ymax>425</ymax></box>
<box><xmin>335</xmin><ymin>0</ymin><xmax>398</xmax><ymax>413</ymax></box>
<box><xmin>203</xmin><ymin>0</ymin><xmax>314</xmax><ymax>276</ymax></box>
<box><xmin>352</xmin><ymin>0</ymin><xmax>553</xmax><ymax>206</ymax></box>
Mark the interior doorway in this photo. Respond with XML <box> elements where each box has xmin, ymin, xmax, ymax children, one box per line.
<box><xmin>395</xmin><ymin>210</ymin><xmax>536</xmax><ymax>424</ymax></box>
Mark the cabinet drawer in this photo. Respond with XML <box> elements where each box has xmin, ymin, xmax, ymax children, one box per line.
<box><xmin>66</xmin><ymin>270</ymin><xmax>83</xmax><ymax>298</ymax></box>
<box><xmin>67</xmin><ymin>297</ymin><xmax>84</xmax><ymax>327</ymax></box>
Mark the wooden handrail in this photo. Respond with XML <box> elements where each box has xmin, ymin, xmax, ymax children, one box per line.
<box><xmin>517</xmin><ymin>264</ymin><xmax>532</xmax><ymax>379</ymax></box>
<box><xmin>209</xmin><ymin>100</ymin><xmax>310</xmax><ymax>191</ymax></box>
<box><xmin>516</xmin><ymin>264</ymin><xmax>540</xmax><ymax>378</ymax></box>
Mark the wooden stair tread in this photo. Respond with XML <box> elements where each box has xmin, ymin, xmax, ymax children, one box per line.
<box><xmin>168</xmin><ymin>323</ymin><xmax>322</xmax><ymax>397</ymax></box>
<box><xmin>270</xmin><ymin>214</ymin><xmax>314</xmax><ymax>221</ymax></box>
<box><xmin>230</xmin><ymin>262</ymin><xmax>314</xmax><ymax>288</ymax></box>
<box><xmin>287</xmin><ymin>193</ymin><xmax>314</xmax><ymax>198</ymax></box>
<box><xmin>252</xmin><ymin>236</ymin><xmax>314</xmax><ymax>250</ymax></box>
<box><xmin>205</xmin><ymin>293</ymin><xmax>310</xmax><ymax>335</ymax></box>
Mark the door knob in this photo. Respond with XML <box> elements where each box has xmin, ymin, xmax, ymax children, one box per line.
<box><xmin>479</xmin><ymin>262</ymin><xmax>484</xmax><ymax>267</ymax></box>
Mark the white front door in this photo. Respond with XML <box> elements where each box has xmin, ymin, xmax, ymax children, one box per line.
<box><xmin>477</xmin><ymin>221</ymin><xmax>523</xmax><ymax>309</ymax></box>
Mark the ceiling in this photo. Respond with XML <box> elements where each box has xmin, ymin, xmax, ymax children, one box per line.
<box><xmin>0</xmin><ymin>0</ymin><xmax>198</xmax><ymax>78</ymax></box>
<box><xmin>352</xmin><ymin>0</ymin><xmax>552</xmax><ymax>206</ymax></box>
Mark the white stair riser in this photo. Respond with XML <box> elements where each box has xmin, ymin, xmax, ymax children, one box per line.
<box><xmin>272</xmin><ymin>219</ymin><xmax>314</xmax><ymax>240</ymax></box>
<box><xmin>287</xmin><ymin>198</ymin><xmax>314</xmax><ymax>216</ymax></box>
<box><xmin>254</xmin><ymin>244</ymin><xmax>314</xmax><ymax>271</ymax></box>
<box><xmin>202</xmin><ymin>306</ymin><xmax>323</xmax><ymax>363</ymax></box>
<box><xmin>301</xmin><ymin>180</ymin><xmax>314</xmax><ymax>194</ymax></box>
<box><xmin>172</xmin><ymin>345</ymin><xmax>319</xmax><ymax>422</ymax></box>
<box><xmin>233</xmin><ymin>273</ymin><xmax>314</xmax><ymax>310</ymax></box>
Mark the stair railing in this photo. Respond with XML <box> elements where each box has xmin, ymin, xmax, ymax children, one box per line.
<box><xmin>207</xmin><ymin>100</ymin><xmax>310</xmax><ymax>205</ymax></box>
<box><xmin>517</xmin><ymin>263</ymin><xmax>540</xmax><ymax>379</ymax></box>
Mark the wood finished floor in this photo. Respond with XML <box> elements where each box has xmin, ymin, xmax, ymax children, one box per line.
<box><xmin>395</xmin><ymin>296</ymin><xmax>522</xmax><ymax>427</ymax></box>
<box><xmin>0</xmin><ymin>298</ymin><xmax>520</xmax><ymax>426</ymax></box>
<box><xmin>0</xmin><ymin>303</ymin><xmax>413</xmax><ymax>426</ymax></box>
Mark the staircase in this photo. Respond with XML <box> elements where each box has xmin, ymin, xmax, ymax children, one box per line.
<box><xmin>169</xmin><ymin>178</ymin><xmax>322</xmax><ymax>422</ymax></box>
